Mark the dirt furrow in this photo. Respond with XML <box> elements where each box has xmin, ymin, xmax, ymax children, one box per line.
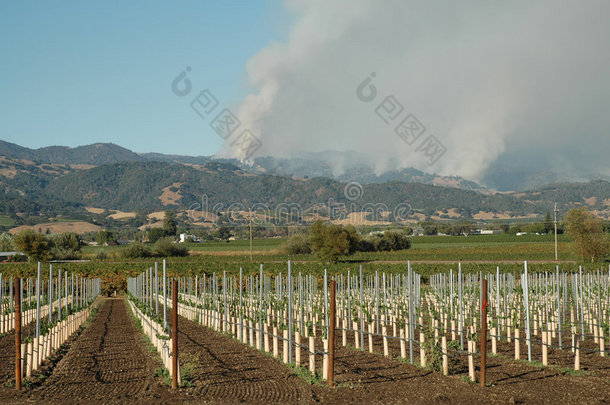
<box><xmin>28</xmin><ymin>297</ymin><xmax>175</xmax><ymax>404</ymax></box>
<box><xmin>174</xmin><ymin>314</ymin><xmax>320</xmax><ymax>404</ymax></box>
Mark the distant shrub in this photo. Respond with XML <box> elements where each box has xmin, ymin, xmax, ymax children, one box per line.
<box><xmin>120</xmin><ymin>242</ymin><xmax>152</xmax><ymax>258</ymax></box>
<box><xmin>281</xmin><ymin>235</ymin><xmax>311</xmax><ymax>254</ymax></box>
<box><xmin>50</xmin><ymin>247</ymin><xmax>82</xmax><ymax>260</ymax></box>
<box><xmin>94</xmin><ymin>250</ymin><xmax>109</xmax><ymax>260</ymax></box>
<box><xmin>154</xmin><ymin>237</ymin><xmax>189</xmax><ymax>257</ymax></box>
<box><xmin>361</xmin><ymin>231</ymin><xmax>411</xmax><ymax>252</ymax></box>
<box><xmin>384</xmin><ymin>230</ymin><xmax>412</xmax><ymax>250</ymax></box>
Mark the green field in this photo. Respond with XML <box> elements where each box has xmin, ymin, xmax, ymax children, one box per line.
<box><xmin>2</xmin><ymin>233</ymin><xmax>592</xmax><ymax>293</ymax></box>
<box><xmin>0</xmin><ymin>215</ymin><xmax>15</xmax><ymax>227</ymax></box>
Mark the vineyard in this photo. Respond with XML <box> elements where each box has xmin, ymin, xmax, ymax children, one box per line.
<box><xmin>1</xmin><ymin>259</ymin><xmax>608</xmax><ymax>403</ymax></box>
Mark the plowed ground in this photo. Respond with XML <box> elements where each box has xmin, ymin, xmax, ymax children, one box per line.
<box><xmin>1</xmin><ymin>299</ymin><xmax>608</xmax><ymax>404</ymax></box>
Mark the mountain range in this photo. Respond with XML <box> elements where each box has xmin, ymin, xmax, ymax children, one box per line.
<box><xmin>0</xmin><ymin>140</ymin><xmax>608</xmax><ymax>230</ymax></box>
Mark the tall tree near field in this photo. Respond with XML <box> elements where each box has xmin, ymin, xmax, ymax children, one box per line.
<box><xmin>163</xmin><ymin>211</ymin><xmax>177</xmax><ymax>236</ymax></box>
<box><xmin>564</xmin><ymin>207</ymin><xmax>610</xmax><ymax>262</ymax></box>
<box><xmin>543</xmin><ymin>212</ymin><xmax>553</xmax><ymax>233</ymax></box>
<box><xmin>310</xmin><ymin>221</ymin><xmax>361</xmax><ymax>263</ymax></box>
<box><xmin>14</xmin><ymin>229</ymin><xmax>50</xmax><ymax>261</ymax></box>
<box><xmin>0</xmin><ymin>233</ymin><xmax>16</xmax><ymax>252</ymax></box>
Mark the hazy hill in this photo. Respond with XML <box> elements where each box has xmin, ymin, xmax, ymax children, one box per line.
<box><xmin>0</xmin><ymin>140</ymin><xmax>144</xmax><ymax>165</ymax></box>
<box><xmin>1</xmin><ymin>140</ymin><xmax>609</xmax><ymax>227</ymax></box>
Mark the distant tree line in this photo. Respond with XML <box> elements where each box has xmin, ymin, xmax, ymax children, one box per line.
<box><xmin>282</xmin><ymin>221</ymin><xmax>411</xmax><ymax>262</ymax></box>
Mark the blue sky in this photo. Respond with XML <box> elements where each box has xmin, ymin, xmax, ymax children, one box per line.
<box><xmin>0</xmin><ymin>1</ymin><xmax>290</xmax><ymax>156</ymax></box>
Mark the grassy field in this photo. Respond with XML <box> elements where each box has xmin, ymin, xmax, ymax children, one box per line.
<box><xmin>80</xmin><ymin>233</ymin><xmax>574</xmax><ymax>262</ymax></box>
<box><xmin>0</xmin><ymin>215</ymin><xmax>15</xmax><ymax>227</ymax></box>
<box><xmin>2</xmin><ymin>233</ymin><xmax>592</xmax><ymax>291</ymax></box>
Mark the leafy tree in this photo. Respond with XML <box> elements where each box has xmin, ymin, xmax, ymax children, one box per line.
<box><xmin>163</xmin><ymin>211</ymin><xmax>177</xmax><ymax>236</ymax></box>
<box><xmin>96</xmin><ymin>230</ymin><xmax>116</xmax><ymax>245</ymax></box>
<box><xmin>310</xmin><ymin>221</ymin><xmax>361</xmax><ymax>262</ymax></box>
<box><xmin>148</xmin><ymin>227</ymin><xmax>167</xmax><ymax>243</ymax></box>
<box><xmin>215</xmin><ymin>226</ymin><xmax>232</xmax><ymax>241</ymax></box>
<box><xmin>564</xmin><ymin>207</ymin><xmax>610</xmax><ymax>262</ymax></box>
<box><xmin>0</xmin><ymin>233</ymin><xmax>16</xmax><ymax>252</ymax></box>
<box><xmin>282</xmin><ymin>235</ymin><xmax>311</xmax><ymax>254</ymax></box>
<box><xmin>49</xmin><ymin>232</ymin><xmax>82</xmax><ymax>260</ymax></box>
<box><xmin>384</xmin><ymin>230</ymin><xmax>412</xmax><ymax>250</ymax></box>
<box><xmin>51</xmin><ymin>232</ymin><xmax>81</xmax><ymax>251</ymax></box>
<box><xmin>543</xmin><ymin>212</ymin><xmax>554</xmax><ymax>233</ymax></box>
<box><xmin>14</xmin><ymin>229</ymin><xmax>50</xmax><ymax>261</ymax></box>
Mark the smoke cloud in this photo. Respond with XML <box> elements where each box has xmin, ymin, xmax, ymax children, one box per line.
<box><xmin>223</xmin><ymin>0</ymin><xmax>610</xmax><ymax>182</ymax></box>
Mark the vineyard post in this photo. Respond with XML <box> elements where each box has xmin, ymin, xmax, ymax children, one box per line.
<box><xmin>14</xmin><ymin>276</ymin><xmax>21</xmax><ymax>390</ymax></box>
<box><xmin>449</xmin><ymin>268</ymin><xmax>453</xmax><ymax>316</ymax></box>
<box><xmin>496</xmin><ymin>267</ymin><xmax>500</xmax><ymax>337</ymax></box>
<box><xmin>299</xmin><ymin>272</ymin><xmax>304</xmax><ymax>338</ymax></box>
<box><xmin>259</xmin><ymin>264</ymin><xmax>264</xmax><ymax>352</ymax></box>
<box><xmin>9</xmin><ymin>276</ymin><xmax>13</xmax><ymax>317</ymax></box>
<box><xmin>347</xmin><ymin>270</ymin><xmax>351</xmax><ymax>330</ymax></box>
<box><xmin>408</xmin><ymin>261</ymin><xmax>414</xmax><ymax>364</ymax></box>
<box><xmin>288</xmin><ymin>262</ymin><xmax>293</xmax><ymax>364</ymax></box>
<box><xmin>597</xmin><ymin>269</ymin><xmax>603</xmax><ymax>348</ymax></box>
<box><xmin>155</xmin><ymin>263</ymin><xmax>159</xmax><ymax>316</ymax></box>
<box><xmin>576</xmin><ymin>266</ymin><xmax>585</xmax><ymax>341</ymax></box>
<box><xmin>149</xmin><ymin>267</ymin><xmax>153</xmax><ymax>310</ymax></box>
<box><xmin>64</xmin><ymin>272</ymin><xmax>67</xmax><ymax>314</ymax></box>
<box><xmin>36</xmin><ymin>263</ymin><xmax>41</xmax><ymax>339</ymax></box>
<box><xmin>324</xmin><ymin>269</ymin><xmax>329</xmax><ymax>346</ymax></box>
<box><xmin>48</xmin><ymin>265</ymin><xmax>53</xmax><ymax>323</ymax></box>
<box><xmin>163</xmin><ymin>260</ymin><xmax>167</xmax><ymax>330</ymax></box>
<box><xmin>557</xmin><ymin>266</ymin><xmax>562</xmax><ymax>349</ymax></box>
<box><xmin>375</xmin><ymin>271</ymin><xmax>379</xmax><ymax>335</ymax></box>
<box><xmin>459</xmin><ymin>263</ymin><xmax>464</xmax><ymax>350</ymax></box>
<box><xmin>360</xmin><ymin>265</ymin><xmax>364</xmax><ymax>351</ymax></box>
<box><xmin>480</xmin><ymin>278</ymin><xmax>488</xmax><ymax>387</ymax></box>
<box><xmin>223</xmin><ymin>271</ymin><xmax>228</xmax><ymax>333</ymax></box>
<box><xmin>57</xmin><ymin>269</ymin><xmax>61</xmax><ymax>320</ymax></box>
<box><xmin>523</xmin><ymin>261</ymin><xmax>532</xmax><ymax>361</ymax></box>
<box><xmin>239</xmin><ymin>268</ymin><xmax>243</xmax><ymax>342</ymax></box>
<box><xmin>329</xmin><ymin>279</ymin><xmax>336</xmax><ymax>388</ymax></box>
<box><xmin>172</xmin><ymin>279</ymin><xmax>178</xmax><ymax>389</ymax></box>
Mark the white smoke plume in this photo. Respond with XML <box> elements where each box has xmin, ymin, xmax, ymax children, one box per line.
<box><xmin>223</xmin><ymin>0</ymin><xmax>610</xmax><ymax>182</ymax></box>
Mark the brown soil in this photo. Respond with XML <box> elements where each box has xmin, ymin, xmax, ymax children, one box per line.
<box><xmin>337</xmin><ymin>325</ymin><xmax>610</xmax><ymax>404</ymax></box>
<box><xmin>8</xmin><ymin>221</ymin><xmax>102</xmax><ymax>235</ymax></box>
<box><xmin>2</xmin><ymin>300</ymin><xmax>609</xmax><ymax>404</ymax></box>
<box><xmin>0</xmin><ymin>298</ymin><xmax>183</xmax><ymax>404</ymax></box>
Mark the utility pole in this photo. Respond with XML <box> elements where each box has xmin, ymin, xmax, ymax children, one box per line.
<box><xmin>554</xmin><ymin>202</ymin><xmax>559</xmax><ymax>261</ymax></box>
